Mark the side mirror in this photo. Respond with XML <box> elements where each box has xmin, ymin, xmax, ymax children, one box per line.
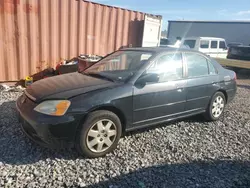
<box><xmin>136</xmin><ymin>73</ymin><xmax>159</xmax><ymax>85</ymax></box>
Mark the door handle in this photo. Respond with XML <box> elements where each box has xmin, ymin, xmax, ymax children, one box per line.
<box><xmin>176</xmin><ymin>83</ymin><xmax>185</xmax><ymax>91</ymax></box>
<box><xmin>176</xmin><ymin>85</ymin><xmax>184</xmax><ymax>89</ymax></box>
<box><xmin>176</xmin><ymin>86</ymin><xmax>183</xmax><ymax>92</ymax></box>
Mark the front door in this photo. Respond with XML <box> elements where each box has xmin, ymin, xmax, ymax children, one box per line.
<box><xmin>218</xmin><ymin>40</ymin><xmax>228</xmax><ymax>58</ymax></box>
<box><xmin>132</xmin><ymin>52</ymin><xmax>187</xmax><ymax>127</ymax></box>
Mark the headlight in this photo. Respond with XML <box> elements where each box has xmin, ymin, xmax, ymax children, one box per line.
<box><xmin>34</xmin><ymin>100</ymin><xmax>71</xmax><ymax>116</ymax></box>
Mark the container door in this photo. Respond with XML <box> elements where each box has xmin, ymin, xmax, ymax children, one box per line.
<box><xmin>142</xmin><ymin>15</ymin><xmax>162</xmax><ymax>47</ymax></box>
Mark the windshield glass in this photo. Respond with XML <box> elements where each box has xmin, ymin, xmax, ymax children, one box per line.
<box><xmin>83</xmin><ymin>50</ymin><xmax>153</xmax><ymax>82</ymax></box>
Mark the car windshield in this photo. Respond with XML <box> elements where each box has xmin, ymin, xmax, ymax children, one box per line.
<box><xmin>83</xmin><ymin>50</ymin><xmax>153</xmax><ymax>82</ymax></box>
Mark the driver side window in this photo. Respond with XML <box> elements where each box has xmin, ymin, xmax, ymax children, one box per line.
<box><xmin>147</xmin><ymin>53</ymin><xmax>183</xmax><ymax>82</ymax></box>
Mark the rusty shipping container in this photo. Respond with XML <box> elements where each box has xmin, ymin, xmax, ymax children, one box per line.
<box><xmin>0</xmin><ymin>0</ymin><xmax>162</xmax><ymax>82</ymax></box>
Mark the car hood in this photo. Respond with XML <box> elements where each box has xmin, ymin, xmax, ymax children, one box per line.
<box><xmin>25</xmin><ymin>72</ymin><xmax>118</xmax><ymax>102</ymax></box>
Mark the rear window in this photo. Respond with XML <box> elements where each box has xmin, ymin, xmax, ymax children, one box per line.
<box><xmin>183</xmin><ymin>40</ymin><xmax>196</xmax><ymax>48</ymax></box>
<box><xmin>160</xmin><ymin>38</ymin><xmax>175</xmax><ymax>45</ymax></box>
<box><xmin>208</xmin><ymin>61</ymin><xmax>217</xmax><ymax>74</ymax></box>
<box><xmin>185</xmin><ymin>53</ymin><xmax>209</xmax><ymax>77</ymax></box>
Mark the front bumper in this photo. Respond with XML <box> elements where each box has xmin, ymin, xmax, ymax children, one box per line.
<box><xmin>16</xmin><ymin>94</ymin><xmax>83</xmax><ymax>149</ymax></box>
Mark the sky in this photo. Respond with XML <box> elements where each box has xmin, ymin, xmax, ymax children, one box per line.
<box><xmin>89</xmin><ymin>0</ymin><xmax>250</xmax><ymax>30</ymax></box>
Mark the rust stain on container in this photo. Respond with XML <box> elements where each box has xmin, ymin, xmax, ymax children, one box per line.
<box><xmin>4</xmin><ymin>0</ymin><xmax>20</xmax><ymax>4</ymax></box>
<box><xmin>0</xmin><ymin>0</ymin><xmax>160</xmax><ymax>82</ymax></box>
<box><xmin>0</xmin><ymin>0</ymin><xmax>20</xmax><ymax>14</ymax></box>
<box><xmin>23</xmin><ymin>3</ymin><xmax>38</xmax><ymax>14</ymax></box>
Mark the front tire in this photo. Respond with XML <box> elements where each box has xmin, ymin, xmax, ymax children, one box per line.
<box><xmin>76</xmin><ymin>110</ymin><xmax>122</xmax><ymax>158</ymax></box>
<box><xmin>204</xmin><ymin>91</ymin><xmax>226</xmax><ymax>121</ymax></box>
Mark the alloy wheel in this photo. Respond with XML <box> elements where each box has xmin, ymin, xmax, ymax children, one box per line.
<box><xmin>86</xmin><ymin>119</ymin><xmax>117</xmax><ymax>153</ymax></box>
<box><xmin>212</xmin><ymin>96</ymin><xmax>225</xmax><ymax>118</ymax></box>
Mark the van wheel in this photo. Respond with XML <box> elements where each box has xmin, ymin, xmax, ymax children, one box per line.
<box><xmin>76</xmin><ymin>110</ymin><xmax>122</xmax><ymax>158</ymax></box>
<box><xmin>204</xmin><ymin>91</ymin><xmax>226</xmax><ymax>121</ymax></box>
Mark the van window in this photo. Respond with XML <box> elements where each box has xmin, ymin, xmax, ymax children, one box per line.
<box><xmin>200</xmin><ymin>40</ymin><xmax>209</xmax><ymax>48</ymax></box>
<box><xmin>219</xmin><ymin>41</ymin><xmax>226</xmax><ymax>49</ymax></box>
<box><xmin>211</xmin><ymin>41</ymin><xmax>218</xmax><ymax>49</ymax></box>
<box><xmin>160</xmin><ymin>38</ymin><xmax>174</xmax><ymax>45</ymax></box>
<box><xmin>183</xmin><ymin>40</ymin><xmax>196</xmax><ymax>48</ymax></box>
<box><xmin>185</xmin><ymin>53</ymin><xmax>209</xmax><ymax>77</ymax></box>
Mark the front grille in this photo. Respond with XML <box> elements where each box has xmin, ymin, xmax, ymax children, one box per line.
<box><xmin>24</xmin><ymin>90</ymin><xmax>37</xmax><ymax>101</ymax></box>
<box><xmin>20</xmin><ymin>119</ymin><xmax>46</xmax><ymax>145</ymax></box>
<box><xmin>18</xmin><ymin>93</ymin><xmax>36</xmax><ymax>111</ymax></box>
<box><xmin>20</xmin><ymin>94</ymin><xmax>27</xmax><ymax>104</ymax></box>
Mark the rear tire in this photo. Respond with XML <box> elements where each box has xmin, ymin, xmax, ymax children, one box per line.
<box><xmin>76</xmin><ymin>110</ymin><xmax>122</xmax><ymax>158</ymax></box>
<box><xmin>204</xmin><ymin>91</ymin><xmax>226</xmax><ymax>121</ymax></box>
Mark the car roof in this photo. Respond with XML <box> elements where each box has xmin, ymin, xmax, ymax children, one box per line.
<box><xmin>120</xmin><ymin>46</ymin><xmax>204</xmax><ymax>54</ymax></box>
<box><xmin>228</xmin><ymin>42</ymin><xmax>243</xmax><ymax>44</ymax></box>
<box><xmin>183</xmin><ymin>37</ymin><xmax>225</xmax><ymax>40</ymax></box>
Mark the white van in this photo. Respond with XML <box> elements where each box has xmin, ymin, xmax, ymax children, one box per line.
<box><xmin>180</xmin><ymin>37</ymin><xmax>228</xmax><ymax>58</ymax></box>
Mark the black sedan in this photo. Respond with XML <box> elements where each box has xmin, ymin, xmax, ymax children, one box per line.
<box><xmin>16</xmin><ymin>47</ymin><xmax>237</xmax><ymax>158</ymax></box>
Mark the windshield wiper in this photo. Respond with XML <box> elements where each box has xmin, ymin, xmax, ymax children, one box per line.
<box><xmin>83</xmin><ymin>72</ymin><xmax>114</xmax><ymax>82</ymax></box>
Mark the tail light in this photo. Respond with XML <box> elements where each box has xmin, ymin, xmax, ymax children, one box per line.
<box><xmin>56</xmin><ymin>62</ymin><xmax>63</xmax><ymax>70</ymax></box>
<box><xmin>227</xmin><ymin>47</ymin><xmax>232</xmax><ymax>55</ymax></box>
<box><xmin>233</xmin><ymin>72</ymin><xmax>237</xmax><ymax>80</ymax></box>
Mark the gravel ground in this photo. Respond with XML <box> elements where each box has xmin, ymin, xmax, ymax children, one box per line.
<box><xmin>0</xmin><ymin>79</ymin><xmax>250</xmax><ymax>188</ymax></box>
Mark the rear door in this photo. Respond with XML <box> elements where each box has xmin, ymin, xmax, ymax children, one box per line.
<box><xmin>142</xmin><ymin>15</ymin><xmax>162</xmax><ymax>47</ymax></box>
<box><xmin>183</xmin><ymin>52</ymin><xmax>218</xmax><ymax>112</ymax></box>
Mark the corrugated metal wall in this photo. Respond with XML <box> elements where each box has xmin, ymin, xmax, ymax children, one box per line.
<box><xmin>0</xmin><ymin>0</ymin><xmax>147</xmax><ymax>82</ymax></box>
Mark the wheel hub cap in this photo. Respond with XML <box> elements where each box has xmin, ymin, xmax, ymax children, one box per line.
<box><xmin>212</xmin><ymin>96</ymin><xmax>225</xmax><ymax>118</ymax></box>
<box><xmin>86</xmin><ymin>119</ymin><xmax>117</xmax><ymax>153</ymax></box>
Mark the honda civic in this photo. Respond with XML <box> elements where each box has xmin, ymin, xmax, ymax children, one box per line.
<box><xmin>16</xmin><ymin>47</ymin><xmax>237</xmax><ymax>158</ymax></box>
